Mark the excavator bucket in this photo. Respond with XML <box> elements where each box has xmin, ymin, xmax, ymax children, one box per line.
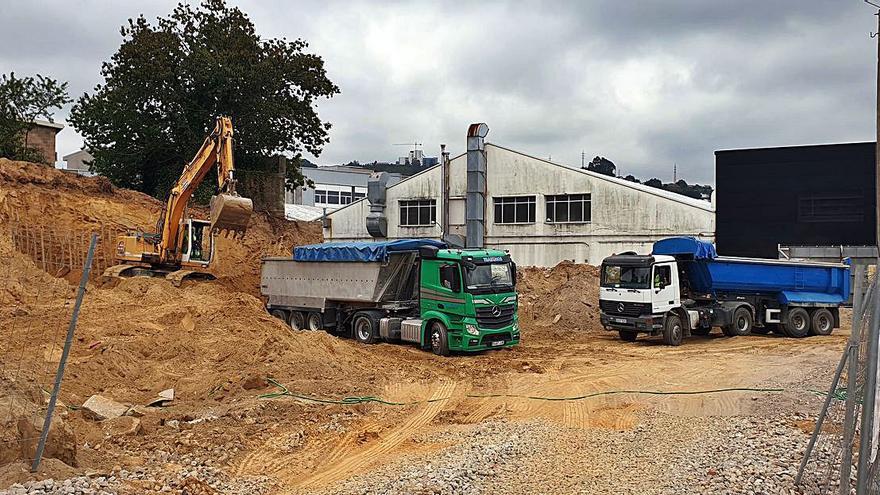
<box><xmin>209</xmin><ymin>193</ymin><xmax>253</xmax><ymax>236</ymax></box>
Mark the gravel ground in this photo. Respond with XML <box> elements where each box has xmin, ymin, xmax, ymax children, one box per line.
<box><xmin>316</xmin><ymin>411</ymin><xmax>844</xmax><ymax>495</ymax></box>
<box><xmin>0</xmin><ymin>446</ymin><xmax>274</xmax><ymax>495</ymax></box>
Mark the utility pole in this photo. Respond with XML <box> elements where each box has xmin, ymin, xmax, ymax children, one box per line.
<box><xmin>581</xmin><ymin>150</ymin><xmax>585</xmax><ymax>169</ymax></box>
<box><xmin>856</xmin><ymin>6</ymin><xmax>880</xmax><ymax>494</ymax></box>
<box><xmin>673</xmin><ymin>163</ymin><xmax>677</xmax><ymax>183</ymax></box>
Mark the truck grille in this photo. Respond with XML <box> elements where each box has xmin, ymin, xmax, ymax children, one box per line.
<box><xmin>476</xmin><ymin>304</ymin><xmax>515</xmax><ymax>329</ymax></box>
<box><xmin>599</xmin><ymin>300</ymin><xmax>651</xmax><ymax>317</ymax></box>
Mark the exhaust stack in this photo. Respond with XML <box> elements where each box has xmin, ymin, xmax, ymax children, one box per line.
<box><xmin>366</xmin><ymin>171</ymin><xmax>389</xmax><ymax>238</ymax></box>
<box><xmin>466</xmin><ymin>123</ymin><xmax>489</xmax><ymax>248</ymax></box>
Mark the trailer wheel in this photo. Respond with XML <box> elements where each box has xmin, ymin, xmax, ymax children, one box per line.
<box><xmin>618</xmin><ymin>330</ymin><xmax>638</xmax><ymax>342</ymax></box>
<box><xmin>289</xmin><ymin>311</ymin><xmax>305</xmax><ymax>331</ymax></box>
<box><xmin>782</xmin><ymin>307</ymin><xmax>810</xmax><ymax>338</ymax></box>
<box><xmin>353</xmin><ymin>312</ymin><xmax>379</xmax><ymax>344</ymax></box>
<box><xmin>728</xmin><ymin>307</ymin><xmax>753</xmax><ymax>337</ymax></box>
<box><xmin>810</xmin><ymin>308</ymin><xmax>834</xmax><ymax>336</ymax></box>
<box><xmin>270</xmin><ymin>309</ymin><xmax>288</xmax><ymax>323</ymax></box>
<box><xmin>430</xmin><ymin>321</ymin><xmax>451</xmax><ymax>356</ymax></box>
<box><xmin>662</xmin><ymin>315</ymin><xmax>683</xmax><ymax>346</ymax></box>
<box><xmin>307</xmin><ymin>312</ymin><xmax>324</xmax><ymax>331</ymax></box>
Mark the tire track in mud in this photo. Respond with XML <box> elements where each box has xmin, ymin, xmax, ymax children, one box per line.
<box><xmin>292</xmin><ymin>380</ymin><xmax>458</xmax><ymax>489</ymax></box>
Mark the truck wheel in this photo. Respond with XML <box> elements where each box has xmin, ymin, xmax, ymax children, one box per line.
<box><xmin>782</xmin><ymin>307</ymin><xmax>810</xmax><ymax>338</ymax></box>
<box><xmin>270</xmin><ymin>309</ymin><xmax>288</xmax><ymax>323</ymax></box>
<box><xmin>729</xmin><ymin>307</ymin><xmax>753</xmax><ymax>336</ymax></box>
<box><xmin>810</xmin><ymin>308</ymin><xmax>834</xmax><ymax>336</ymax></box>
<box><xmin>618</xmin><ymin>330</ymin><xmax>638</xmax><ymax>342</ymax></box>
<box><xmin>662</xmin><ymin>315</ymin><xmax>683</xmax><ymax>346</ymax></box>
<box><xmin>289</xmin><ymin>311</ymin><xmax>305</xmax><ymax>331</ymax></box>
<box><xmin>307</xmin><ymin>312</ymin><xmax>324</xmax><ymax>331</ymax></box>
<box><xmin>353</xmin><ymin>312</ymin><xmax>378</xmax><ymax>344</ymax></box>
<box><xmin>430</xmin><ymin>321</ymin><xmax>451</xmax><ymax>356</ymax></box>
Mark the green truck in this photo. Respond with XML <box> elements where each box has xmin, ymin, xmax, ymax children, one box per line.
<box><xmin>260</xmin><ymin>239</ymin><xmax>520</xmax><ymax>355</ymax></box>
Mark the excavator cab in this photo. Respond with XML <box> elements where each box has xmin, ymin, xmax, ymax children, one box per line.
<box><xmin>180</xmin><ymin>219</ymin><xmax>214</xmax><ymax>265</ymax></box>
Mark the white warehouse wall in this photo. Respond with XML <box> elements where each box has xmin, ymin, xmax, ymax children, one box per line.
<box><xmin>324</xmin><ymin>143</ymin><xmax>715</xmax><ymax>267</ymax></box>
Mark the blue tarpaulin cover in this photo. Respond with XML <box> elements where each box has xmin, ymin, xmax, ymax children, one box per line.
<box><xmin>652</xmin><ymin>237</ymin><xmax>717</xmax><ymax>260</ymax></box>
<box><xmin>293</xmin><ymin>239</ymin><xmax>447</xmax><ymax>262</ymax></box>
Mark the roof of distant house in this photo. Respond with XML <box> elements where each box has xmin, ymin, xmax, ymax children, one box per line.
<box><xmin>31</xmin><ymin>119</ymin><xmax>64</xmax><ymax>131</ymax></box>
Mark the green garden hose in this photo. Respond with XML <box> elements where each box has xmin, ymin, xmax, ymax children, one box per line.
<box><xmin>259</xmin><ymin>378</ymin><xmax>786</xmax><ymax>406</ymax></box>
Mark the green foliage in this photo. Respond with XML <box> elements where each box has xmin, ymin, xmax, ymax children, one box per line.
<box><xmin>69</xmin><ymin>0</ymin><xmax>339</xmax><ymax>200</ymax></box>
<box><xmin>0</xmin><ymin>72</ymin><xmax>71</xmax><ymax>164</ymax></box>
<box><xmin>583</xmin><ymin>156</ymin><xmax>616</xmax><ymax>177</ymax></box>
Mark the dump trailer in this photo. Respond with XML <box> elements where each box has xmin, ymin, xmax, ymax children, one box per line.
<box><xmin>599</xmin><ymin>237</ymin><xmax>850</xmax><ymax>346</ymax></box>
<box><xmin>261</xmin><ymin>239</ymin><xmax>520</xmax><ymax>356</ymax></box>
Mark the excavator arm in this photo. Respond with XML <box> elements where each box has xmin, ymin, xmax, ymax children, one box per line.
<box><xmin>158</xmin><ymin>116</ymin><xmax>253</xmax><ymax>262</ymax></box>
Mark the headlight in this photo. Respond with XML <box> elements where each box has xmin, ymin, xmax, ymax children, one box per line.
<box><xmin>465</xmin><ymin>324</ymin><xmax>479</xmax><ymax>336</ymax></box>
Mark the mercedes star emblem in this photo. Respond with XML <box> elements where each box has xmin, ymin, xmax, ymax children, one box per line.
<box><xmin>617</xmin><ymin>302</ymin><xmax>625</xmax><ymax>313</ymax></box>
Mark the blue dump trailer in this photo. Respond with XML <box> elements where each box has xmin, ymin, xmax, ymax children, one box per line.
<box><xmin>598</xmin><ymin>237</ymin><xmax>850</xmax><ymax>346</ymax></box>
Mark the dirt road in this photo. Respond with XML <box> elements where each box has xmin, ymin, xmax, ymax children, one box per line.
<box><xmin>236</xmin><ymin>329</ymin><xmax>845</xmax><ymax>494</ymax></box>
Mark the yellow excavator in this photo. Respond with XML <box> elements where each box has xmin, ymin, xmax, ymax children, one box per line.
<box><xmin>104</xmin><ymin>116</ymin><xmax>253</xmax><ymax>286</ymax></box>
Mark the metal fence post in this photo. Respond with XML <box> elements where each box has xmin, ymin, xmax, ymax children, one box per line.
<box><xmin>30</xmin><ymin>233</ymin><xmax>98</xmax><ymax>473</ymax></box>
<box><xmin>857</xmin><ymin>283</ymin><xmax>880</xmax><ymax>494</ymax></box>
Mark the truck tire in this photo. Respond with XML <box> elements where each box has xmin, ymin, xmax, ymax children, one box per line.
<box><xmin>725</xmin><ymin>307</ymin><xmax>753</xmax><ymax>337</ymax></box>
<box><xmin>430</xmin><ymin>321</ymin><xmax>451</xmax><ymax>356</ymax></box>
<box><xmin>307</xmin><ymin>312</ymin><xmax>324</xmax><ymax>331</ymax></box>
<box><xmin>810</xmin><ymin>308</ymin><xmax>834</xmax><ymax>336</ymax></box>
<box><xmin>270</xmin><ymin>309</ymin><xmax>288</xmax><ymax>323</ymax></box>
<box><xmin>782</xmin><ymin>307</ymin><xmax>810</xmax><ymax>338</ymax></box>
<box><xmin>289</xmin><ymin>311</ymin><xmax>305</xmax><ymax>331</ymax></box>
<box><xmin>662</xmin><ymin>315</ymin><xmax>683</xmax><ymax>346</ymax></box>
<box><xmin>353</xmin><ymin>312</ymin><xmax>379</xmax><ymax>344</ymax></box>
<box><xmin>618</xmin><ymin>330</ymin><xmax>638</xmax><ymax>342</ymax></box>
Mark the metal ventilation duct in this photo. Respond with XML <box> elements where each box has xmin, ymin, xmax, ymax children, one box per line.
<box><xmin>366</xmin><ymin>171</ymin><xmax>389</xmax><ymax>238</ymax></box>
<box><xmin>466</xmin><ymin>123</ymin><xmax>489</xmax><ymax>248</ymax></box>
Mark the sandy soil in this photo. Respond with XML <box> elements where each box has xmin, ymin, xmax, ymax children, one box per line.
<box><xmin>0</xmin><ymin>158</ymin><xmax>849</xmax><ymax>494</ymax></box>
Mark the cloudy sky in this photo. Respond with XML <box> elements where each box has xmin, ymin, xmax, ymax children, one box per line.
<box><xmin>2</xmin><ymin>1</ymin><xmax>877</xmax><ymax>184</ymax></box>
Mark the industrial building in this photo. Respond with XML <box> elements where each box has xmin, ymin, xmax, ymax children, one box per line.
<box><xmin>715</xmin><ymin>142</ymin><xmax>876</xmax><ymax>259</ymax></box>
<box><xmin>323</xmin><ymin>126</ymin><xmax>714</xmax><ymax>267</ymax></box>
<box><xmin>286</xmin><ymin>165</ymin><xmax>402</xmax><ymax>212</ymax></box>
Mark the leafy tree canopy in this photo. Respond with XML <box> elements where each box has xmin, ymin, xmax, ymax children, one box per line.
<box><xmin>0</xmin><ymin>72</ymin><xmax>71</xmax><ymax>164</ymax></box>
<box><xmin>584</xmin><ymin>155</ymin><xmax>616</xmax><ymax>177</ymax></box>
<box><xmin>70</xmin><ymin>0</ymin><xmax>339</xmax><ymax>201</ymax></box>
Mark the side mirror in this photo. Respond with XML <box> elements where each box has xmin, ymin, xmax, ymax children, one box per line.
<box><xmin>511</xmin><ymin>262</ymin><xmax>517</xmax><ymax>285</ymax></box>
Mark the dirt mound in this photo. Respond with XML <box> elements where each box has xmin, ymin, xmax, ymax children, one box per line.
<box><xmin>518</xmin><ymin>261</ymin><xmax>603</xmax><ymax>338</ymax></box>
<box><xmin>0</xmin><ymin>158</ymin><xmax>322</xmax><ymax>295</ymax></box>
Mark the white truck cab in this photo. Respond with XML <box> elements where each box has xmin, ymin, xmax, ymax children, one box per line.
<box><xmin>599</xmin><ymin>254</ymin><xmax>689</xmax><ymax>345</ymax></box>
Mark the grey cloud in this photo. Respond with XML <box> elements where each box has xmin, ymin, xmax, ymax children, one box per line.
<box><xmin>0</xmin><ymin>0</ymin><xmax>876</xmax><ymax>184</ymax></box>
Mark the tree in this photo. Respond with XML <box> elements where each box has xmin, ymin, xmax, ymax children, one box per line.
<box><xmin>644</xmin><ymin>178</ymin><xmax>663</xmax><ymax>188</ymax></box>
<box><xmin>584</xmin><ymin>156</ymin><xmax>616</xmax><ymax>177</ymax></box>
<box><xmin>0</xmin><ymin>72</ymin><xmax>71</xmax><ymax>164</ymax></box>
<box><xmin>69</xmin><ymin>0</ymin><xmax>339</xmax><ymax>200</ymax></box>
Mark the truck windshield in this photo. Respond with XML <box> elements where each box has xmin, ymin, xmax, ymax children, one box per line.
<box><xmin>601</xmin><ymin>265</ymin><xmax>651</xmax><ymax>289</ymax></box>
<box><xmin>464</xmin><ymin>262</ymin><xmax>514</xmax><ymax>294</ymax></box>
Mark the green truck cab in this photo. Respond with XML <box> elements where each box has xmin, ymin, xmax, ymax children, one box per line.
<box><xmin>260</xmin><ymin>240</ymin><xmax>520</xmax><ymax>356</ymax></box>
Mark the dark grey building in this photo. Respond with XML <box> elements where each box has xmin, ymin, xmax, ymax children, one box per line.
<box><xmin>715</xmin><ymin>142</ymin><xmax>876</xmax><ymax>259</ymax></box>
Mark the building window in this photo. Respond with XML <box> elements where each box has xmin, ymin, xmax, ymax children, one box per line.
<box><xmin>353</xmin><ymin>192</ymin><xmax>366</xmax><ymax>200</ymax></box>
<box><xmin>340</xmin><ymin>191</ymin><xmax>353</xmax><ymax>204</ymax></box>
<box><xmin>546</xmin><ymin>194</ymin><xmax>591</xmax><ymax>223</ymax></box>
<box><xmin>493</xmin><ymin>196</ymin><xmax>535</xmax><ymax>224</ymax></box>
<box><xmin>326</xmin><ymin>191</ymin><xmax>340</xmax><ymax>205</ymax></box>
<box><xmin>400</xmin><ymin>199</ymin><xmax>436</xmax><ymax>227</ymax></box>
<box><xmin>798</xmin><ymin>194</ymin><xmax>863</xmax><ymax>223</ymax></box>
<box><xmin>315</xmin><ymin>189</ymin><xmax>327</xmax><ymax>203</ymax></box>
